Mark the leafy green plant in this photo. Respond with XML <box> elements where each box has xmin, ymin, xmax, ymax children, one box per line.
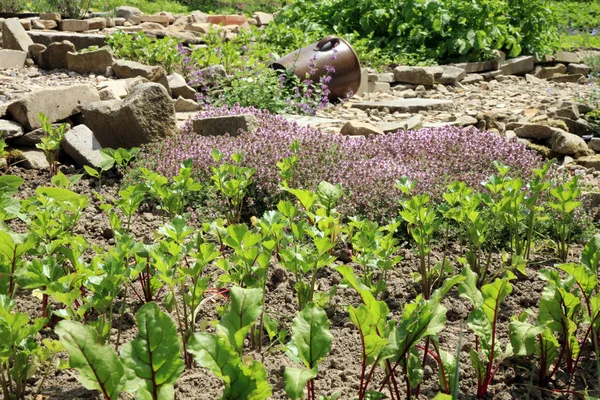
<box><xmin>83</xmin><ymin>150</ymin><xmax>116</xmax><ymax>189</ymax></box>
<box><xmin>188</xmin><ymin>286</ymin><xmax>272</xmax><ymax>399</ymax></box>
<box><xmin>141</xmin><ymin>159</ymin><xmax>203</xmax><ymax>221</ymax></box>
<box><xmin>0</xmin><ymin>132</ymin><xmax>8</xmax><ymax>164</ymax></box>
<box><xmin>211</xmin><ymin>150</ymin><xmax>256</xmax><ymax>225</ymax></box>
<box><xmin>0</xmin><ymin>175</ymin><xmax>24</xmax><ymax>223</ymax></box>
<box><xmin>549</xmin><ymin>175</ymin><xmax>582</xmax><ymax>262</ymax></box>
<box><xmin>56</xmin><ymin>302</ymin><xmax>183</xmax><ymax>400</ymax></box>
<box><xmin>459</xmin><ymin>266</ymin><xmax>515</xmax><ymax>398</ymax></box>
<box><xmin>36</xmin><ymin>113</ymin><xmax>67</xmax><ymax>176</ymax></box>
<box><xmin>397</xmin><ymin>177</ymin><xmax>443</xmax><ymax>299</ymax></box>
<box><xmin>0</xmin><ymin>296</ymin><xmax>47</xmax><ymax>400</ymax></box>
<box><xmin>284</xmin><ymin>303</ymin><xmax>333</xmax><ymax>400</ymax></box>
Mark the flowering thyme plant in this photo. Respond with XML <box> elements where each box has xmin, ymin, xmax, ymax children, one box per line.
<box><xmin>136</xmin><ymin>106</ymin><xmax>542</xmax><ymax>221</ymax></box>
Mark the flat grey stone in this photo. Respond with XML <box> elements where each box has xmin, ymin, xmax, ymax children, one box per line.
<box><xmin>351</xmin><ymin>98</ymin><xmax>453</xmax><ymax>113</ymax></box>
<box><xmin>27</xmin><ymin>31</ymin><xmax>107</xmax><ymax>51</ymax></box>
<box><xmin>0</xmin><ymin>49</ymin><xmax>27</xmax><ymax>69</ymax></box>
<box><xmin>19</xmin><ymin>148</ymin><xmax>49</xmax><ymax>170</ymax></box>
<box><xmin>192</xmin><ymin>114</ymin><xmax>258</xmax><ymax>137</ymax></box>
<box><xmin>2</xmin><ymin>18</ymin><xmax>34</xmax><ymax>52</ymax></box>
<box><xmin>61</xmin><ymin>124</ymin><xmax>104</xmax><ymax>167</ymax></box>
<box><xmin>0</xmin><ymin>119</ymin><xmax>24</xmax><ymax>139</ymax></box>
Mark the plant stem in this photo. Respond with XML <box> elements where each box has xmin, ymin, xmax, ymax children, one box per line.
<box><xmin>115</xmin><ymin>287</ymin><xmax>127</xmax><ymax>352</ymax></box>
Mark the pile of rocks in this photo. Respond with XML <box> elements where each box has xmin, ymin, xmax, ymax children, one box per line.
<box><xmin>357</xmin><ymin>52</ymin><xmax>591</xmax><ymax>96</ymax></box>
<box><xmin>0</xmin><ymin>7</ymin><xmax>274</xmax><ymax>49</ymax></box>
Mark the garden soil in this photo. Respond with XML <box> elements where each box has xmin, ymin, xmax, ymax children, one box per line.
<box><xmin>4</xmin><ymin>165</ymin><xmax>597</xmax><ymax>400</ymax></box>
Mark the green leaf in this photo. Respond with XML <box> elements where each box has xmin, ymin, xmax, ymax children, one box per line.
<box><xmin>458</xmin><ymin>266</ymin><xmax>483</xmax><ymax>308</ymax></box>
<box><xmin>120</xmin><ymin>302</ymin><xmax>184</xmax><ymax>400</ymax></box>
<box><xmin>508</xmin><ymin>319</ymin><xmax>544</xmax><ymax>356</ymax></box>
<box><xmin>289</xmin><ymin>303</ymin><xmax>333</xmax><ymax>370</ymax></box>
<box><xmin>83</xmin><ymin>165</ymin><xmax>100</xmax><ymax>178</ymax></box>
<box><xmin>216</xmin><ymin>287</ymin><xmax>263</xmax><ymax>355</ymax></box>
<box><xmin>582</xmin><ymin>234</ymin><xmax>600</xmax><ymax>273</ymax></box>
<box><xmin>188</xmin><ymin>333</ymin><xmax>272</xmax><ymax>400</ymax></box>
<box><xmin>287</xmin><ymin>188</ymin><xmax>317</xmax><ymax>212</ymax></box>
<box><xmin>55</xmin><ymin>320</ymin><xmax>126</xmax><ymax>400</ymax></box>
<box><xmin>284</xmin><ymin>367</ymin><xmax>317</xmax><ymax>400</ymax></box>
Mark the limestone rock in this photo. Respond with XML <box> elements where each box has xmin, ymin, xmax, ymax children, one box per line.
<box><xmin>462</xmin><ymin>74</ymin><xmax>484</xmax><ymax>84</ymax></box>
<box><xmin>393</xmin><ymin>66</ymin><xmax>435</xmax><ymax>86</ymax></box>
<box><xmin>59</xmin><ymin>19</ymin><xmax>89</xmax><ymax>32</ymax></box>
<box><xmin>548</xmin><ymin>74</ymin><xmax>584</xmax><ymax>83</ymax></box>
<box><xmin>98</xmin><ymin>88</ymin><xmax>117</xmax><ymax>100</ymax></box>
<box><xmin>66</xmin><ymin>46</ymin><xmax>114</xmax><ymax>75</ymax></box>
<box><xmin>86</xmin><ymin>17</ymin><xmax>107</xmax><ymax>30</ymax></box>
<box><xmin>0</xmin><ymin>119</ymin><xmax>24</xmax><ymax>139</ymax></box>
<box><xmin>40</xmin><ymin>12</ymin><xmax>61</xmax><ymax>21</ymax></box>
<box><xmin>590</xmin><ymin>138</ymin><xmax>600</xmax><ymax>152</ymax></box>
<box><xmin>112</xmin><ymin>60</ymin><xmax>170</xmax><ymax>94</ymax></box>
<box><xmin>252</xmin><ymin>12</ymin><xmax>274</xmax><ymax>25</ymax></box>
<box><xmin>567</xmin><ymin>63</ymin><xmax>590</xmax><ymax>75</ymax></box>
<box><xmin>82</xmin><ymin>82</ymin><xmax>177</xmax><ymax>148</ymax></box>
<box><xmin>7</xmin><ymin>84</ymin><xmax>100</xmax><ymax>130</ymax></box>
<box><xmin>32</xmin><ymin>19</ymin><xmax>57</xmax><ymax>30</ymax></box>
<box><xmin>174</xmin><ymin>96</ymin><xmax>199</xmax><ymax>112</ymax></box>
<box><xmin>501</xmin><ymin>56</ymin><xmax>535</xmax><ymax>75</ymax></box>
<box><xmin>438</xmin><ymin>66</ymin><xmax>466</xmax><ymax>84</ymax></box>
<box><xmin>514</xmin><ymin>123</ymin><xmax>564</xmax><ymax>140</ymax></box>
<box><xmin>340</xmin><ymin>120</ymin><xmax>383</xmax><ymax>136</ymax></box>
<box><xmin>533</xmin><ymin>64</ymin><xmax>567</xmax><ymax>79</ymax></box>
<box><xmin>0</xmin><ymin>49</ymin><xmax>27</xmax><ymax>68</ymax></box>
<box><xmin>554</xmin><ymin>51</ymin><xmax>580</xmax><ymax>64</ymax></box>
<box><xmin>27</xmin><ymin>31</ymin><xmax>107</xmax><ymax>50</ymax></box>
<box><xmin>19</xmin><ymin>148</ymin><xmax>49</xmax><ymax>170</ymax></box>
<box><xmin>2</xmin><ymin>18</ymin><xmax>34</xmax><ymax>52</ymax></box>
<box><xmin>167</xmin><ymin>73</ymin><xmax>196</xmax><ymax>99</ymax></box>
<box><xmin>115</xmin><ymin>6</ymin><xmax>142</xmax><ymax>22</ymax></box>
<box><xmin>38</xmin><ymin>40</ymin><xmax>75</xmax><ymax>70</ymax></box>
<box><xmin>192</xmin><ymin>114</ymin><xmax>258</xmax><ymax>137</ymax></box>
<box><xmin>575</xmin><ymin>155</ymin><xmax>600</xmax><ymax>170</ymax></box>
<box><xmin>140</xmin><ymin>15</ymin><xmax>169</xmax><ymax>27</ymax></box>
<box><xmin>28</xmin><ymin>43</ymin><xmax>46</xmax><ymax>62</ymax></box>
<box><xmin>549</xmin><ymin>130</ymin><xmax>592</xmax><ymax>156</ymax></box>
<box><xmin>556</xmin><ymin>117</ymin><xmax>597</xmax><ymax>136</ymax></box>
<box><xmin>184</xmin><ymin>22</ymin><xmax>211</xmax><ymax>33</ymax></box>
<box><xmin>61</xmin><ymin>124</ymin><xmax>104</xmax><ymax>167</ymax></box>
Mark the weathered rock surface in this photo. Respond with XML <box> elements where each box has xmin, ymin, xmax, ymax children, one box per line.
<box><xmin>58</xmin><ymin>19</ymin><xmax>89</xmax><ymax>32</ymax></box>
<box><xmin>192</xmin><ymin>114</ymin><xmax>258</xmax><ymax>137</ymax></box>
<box><xmin>32</xmin><ymin>19</ymin><xmax>57</xmax><ymax>30</ymax></box>
<box><xmin>28</xmin><ymin>31</ymin><xmax>107</xmax><ymax>50</ymax></box>
<box><xmin>115</xmin><ymin>6</ymin><xmax>142</xmax><ymax>22</ymax></box>
<box><xmin>168</xmin><ymin>73</ymin><xmax>196</xmax><ymax>99</ymax></box>
<box><xmin>0</xmin><ymin>119</ymin><xmax>24</xmax><ymax>139</ymax></box>
<box><xmin>174</xmin><ymin>97</ymin><xmax>199</xmax><ymax>112</ymax></box>
<box><xmin>394</xmin><ymin>66</ymin><xmax>435</xmax><ymax>86</ymax></box>
<box><xmin>438</xmin><ymin>66</ymin><xmax>466</xmax><ymax>84</ymax></box>
<box><xmin>0</xmin><ymin>49</ymin><xmax>27</xmax><ymax>68</ymax></box>
<box><xmin>2</xmin><ymin>18</ymin><xmax>34</xmax><ymax>52</ymax></box>
<box><xmin>575</xmin><ymin>155</ymin><xmax>600</xmax><ymax>170</ymax></box>
<box><xmin>514</xmin><ymin>124</ymin><xmax>564</xmax><ymax>140</ymax></box>
<box><xmin>82</xmin><ymin>82</ymin><xmax>177</xmax><ymax>148</ymax></box>
<box><xmin>340</xmin><ymin>120</ymin><xmax>383</xmax><ymax>136</ymax></box>
<box><xmin>8</xmin><ymin>84</ymin><xmax>99</xmax><ymax>130</ymax></box>
<box><xmin>19</xmin><ymin>148</ymin><xmax>49</xmax><ymax>170</ymax></box>
<box><xmin>549</xmin><ymin>130</ymin><xmax>592</xmax><ymax>156</ymax></box>
<box><xmin>38</xmin><ymin>40</ymin><xmax>75</xmax><ymax>70</ymax></box>
<box><xmin>501</xmin><ymin>56</ymin><xmax>535</xmax><ymax>75</ymax></box>
<box><xmin>112</xmin><ymin>60</ymin><xmax>170</xmax><ymax>93</ymax></box>
<box><xmin>66</xmin><ymin>47</ymin><xmax>114</xmax><ymax>75</ymax></box>
<box><xmin>61</xmin><ymin>124</ymin><xmax>104</xmax><ymax>167</ymax></box>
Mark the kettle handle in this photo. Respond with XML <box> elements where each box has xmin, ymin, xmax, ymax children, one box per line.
<box><xmin>314</xmin><ymin>35</ymin><xmax>340</xmax><ymax>51</ymax></box>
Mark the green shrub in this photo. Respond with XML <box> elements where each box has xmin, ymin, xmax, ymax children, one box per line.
<box><xmin>550</xmin><ymin>0</ymin><xmax>600</xmax><ymax>31</ymax></box>
<box><xmin>272</xmin><ymin>0</ymin><xmax>558</xmax><ymax>64</ymax></box>
<box><xmin>0</xmin><ymin>0</ymin><xmax>25</xmax><ymax>12</ymax></box>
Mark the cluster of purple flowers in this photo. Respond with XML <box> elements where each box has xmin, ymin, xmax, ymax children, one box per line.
<box><xmin>141</xmin><ymin>106</ymin><xmax>542</xmax><ymax>221</ymax></box>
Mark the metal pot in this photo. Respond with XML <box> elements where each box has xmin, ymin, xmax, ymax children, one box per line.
<box><xmin>272</xmin><ymin>35</ymin><xmax>361</xmax><ymax>100</ymax></box>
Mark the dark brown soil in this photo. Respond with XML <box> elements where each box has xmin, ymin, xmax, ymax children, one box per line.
<box><xmin>3</xmin><ymin>163</ymin><xmax>599</xmax><ymax>400</ymax></box>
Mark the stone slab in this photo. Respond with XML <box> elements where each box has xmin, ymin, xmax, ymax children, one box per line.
<box><xmin>27</xmin><ymin>30</ymin><xmax>107</xmax><ymax>50</ymax></box>
<box><xmin>350</xmin><ymin>98</ymin><xmax>453</xmax><ymax>113</ymax></box>
<box><xmin>0</xmin><ymin>49</ymin><xmax>27</xmax><ymax>68</ymax></box>
<box><xmin>2</xmin><ymin>18</ymin><xmax>34</xmax><ymax>52</ymax></box>
<box><xmin>61</xmin><ymin>124</ymin><xmax>104</xmax><ymax>167</ymax></box>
